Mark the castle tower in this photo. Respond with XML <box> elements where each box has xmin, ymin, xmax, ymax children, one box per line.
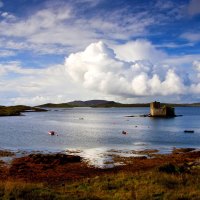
<box><xmin>150</xmin><ymin>101</ymin><xmax>175</xmax><ymax>117</ymax></box>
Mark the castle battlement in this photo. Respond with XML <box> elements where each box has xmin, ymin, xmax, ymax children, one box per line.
<box><xmin>150</xmin><ymin>101</ymin><xmax>175</xmax><ymax>117</ymax></box>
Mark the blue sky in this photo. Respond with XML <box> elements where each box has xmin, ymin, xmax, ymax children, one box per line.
<box><xmin>0</xmin><ymin>0</ymin><xmax>200</xmax><ymax>105</ymax></box>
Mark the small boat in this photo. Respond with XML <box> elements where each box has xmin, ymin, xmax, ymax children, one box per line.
<box><xmin>184</xmin><ymin>130</ymin><xmax>194</xmax><ymax>133</ymax></box>
<box><xmin>48</xmin><ymin>131</ymin><xmax>55</xmax><ymax>135</ymax></box>
<box><xmin>122</xmin><ymin>131</ymin><xmax>127</xmax><ymax>135</ymax></box>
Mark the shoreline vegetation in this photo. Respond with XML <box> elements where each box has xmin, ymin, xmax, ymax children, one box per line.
<box><xmin>0</xmin><ymin>105</ymin><xmax>47</xmax><ymax>116</ymax></box>
<box><xmin>0</xmin><ymin>148</ymin><xmax>199</xmax><ymax>199</ymax></box>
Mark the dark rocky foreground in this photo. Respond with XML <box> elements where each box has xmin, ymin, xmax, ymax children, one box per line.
<box><xmin>0</xmin><ymin>148</ymin><xmax>200</xmax><ymax>199</ymax></box>
<box><xmin>0</xmin><ymin>148</ymin><xmax>199</xmax><ymax>184</ymax></box>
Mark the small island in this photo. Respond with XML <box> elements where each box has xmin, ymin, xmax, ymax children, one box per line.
<box><xmin>0</xmin><ymin>105</ymin><xmax>47</xmax><ymax>116</ymax></box>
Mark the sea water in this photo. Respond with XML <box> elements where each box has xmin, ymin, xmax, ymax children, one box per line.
<box><xmin>0</xmin><ymin>107</ymin><xmax>200</xmax><ymax>166</ymax></box>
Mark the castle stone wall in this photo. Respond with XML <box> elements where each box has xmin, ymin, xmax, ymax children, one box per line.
<box><xmin>150</xmin><ymin>101</ymin><xmax>175</xmax><ymax>117</ymax></box>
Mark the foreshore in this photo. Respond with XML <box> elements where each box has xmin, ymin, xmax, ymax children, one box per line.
<box><xmin>0</xmin><ymin>148</ymin><xmax>200</xmax><ymax>199</ymax></box>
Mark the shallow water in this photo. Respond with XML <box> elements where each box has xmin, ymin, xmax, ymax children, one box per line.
<box><xmin>0</xmin><ymin>107</ymin><xmax>200</xmax><ymax>167</ymax></box>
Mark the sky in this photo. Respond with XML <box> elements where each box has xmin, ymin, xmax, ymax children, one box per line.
<box><xmin>0</xmin><ymin>0</ymin><xmax>200</xmax><ymax>105</ymax></box>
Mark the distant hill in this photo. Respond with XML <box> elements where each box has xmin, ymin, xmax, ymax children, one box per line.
<box><xmin>93</xmin><ymin>102</ymin><xmax>150</xmax><ymax>108</ymax></box>
<box><xmin>68</xmin><ymin>100</ymin><xmax>116</xmax><ymax>107</ymax></box>
<box><xmin>37</xmin><ymin>100</ymin><xmax>200</xmax><ymax>108</ymax></box>
<box><xmin>38</xmin><ymin>103</ymin><xmax>73</xmax><ymax>108</ymax></box>
<box><xmin>39</xmin><ymin>100</ymin><xmax>150</xmax><ymax>108</ymax></box>
<box><xmin>65</xmin><ymin>100</ymin><xmax>150</xmax><ymax>108</ymax></box>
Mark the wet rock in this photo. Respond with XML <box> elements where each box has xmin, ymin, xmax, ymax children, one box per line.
<box><xmin>139</xmin><ymin>114</ymin><xmax>149</xmax><ymax>117</ymax></box>
<box><xmin>28</xmin><ymin>153</ymin><xmax>82</xmax><ymax>165</ymax></box>
<box><xmin>125</xmin><ymin>114</ymin><xmax>150</xmax><ymax>118</ymax></box>
<box><xmin>158</xmin><ymin>163</ymin><xmax>185</xmax><ymax>174</ymax></box>
<box><xmin>137</xmin><ymin>149</ymin><xmax>159</xmax><ymax>154</ymax></box>
<box><xmin>172</xmin><ymin>148</ymin><xmax>196</xmax><ymax>154</ymax></box>
<box><xmin>0</xmin><ymin>150</ymin><xmax>15</xmax><ymax>157</ymax></box>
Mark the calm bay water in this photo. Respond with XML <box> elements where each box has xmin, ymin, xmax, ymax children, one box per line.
<box><xmin>0</xmin><ymin>107</ymin><xmax>200</xmax><ymax>166</ymax></box>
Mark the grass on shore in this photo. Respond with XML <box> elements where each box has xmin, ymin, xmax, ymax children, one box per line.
<box><xmin>0</xmin><ymin>167</ymin><xmax>199</xmax><ymax>200</ymax></box>
<box><xmin>0</xmin><ymin>105</ymin><xmax>47</xmax><ymax>116</ymax></box>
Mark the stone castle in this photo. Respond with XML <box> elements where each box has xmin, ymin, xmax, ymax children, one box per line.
<box><xmin>150</xmin><ymin>101</ymin><xmax>175</xmax><ymax>117</ymax></box>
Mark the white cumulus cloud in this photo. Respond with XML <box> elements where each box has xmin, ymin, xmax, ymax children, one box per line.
<box><xmin>65</xmin><ymin>41</ymin><xmax>188</xmax><ymax>98</ymax></box>
<box><xmin>113</xmin><ymin>39</ymin><xmax>167</xmax><ymax>63</ymax></box>
<box><xmin>193</xmin><ymin>60</ymin><xmax>200</xmax><ymax>71</ymax></box>
<box><xmin>0</xmin><ymin>61</ymin><xmax>102</xmax><ymax>105</ymax></box>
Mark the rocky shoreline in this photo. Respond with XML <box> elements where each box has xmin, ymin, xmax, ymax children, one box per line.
<box><xmin>0</xmin><ymin>148</ymin><xmax>199</xmax><ymax>182</ymax></box>
<box><xmin>0</xmin><ymin>148</ymin><xmax>200</xmax><ymax>199</ymax></box>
